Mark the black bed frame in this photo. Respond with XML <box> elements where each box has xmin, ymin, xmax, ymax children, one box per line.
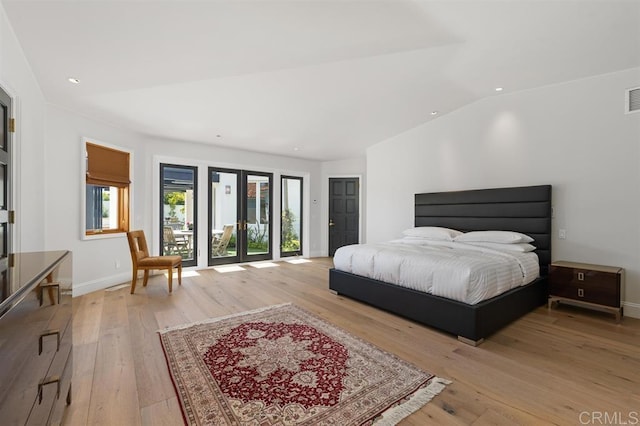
<box><xmin>329</xmin><ymin>185</ymin><xmax>552</xmax><ymax>345</ymax></box>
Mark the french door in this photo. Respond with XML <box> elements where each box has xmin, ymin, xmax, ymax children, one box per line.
<box><xmin>208</xmin><ymin>168</ymin><xmax>272</xmax><ymax>265</ymax></box>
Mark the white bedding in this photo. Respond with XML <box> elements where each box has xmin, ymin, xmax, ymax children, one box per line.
<box><xmin>332</xmin><ymin>239</ymin><xmax>540</xmax><ymax>305</ymax></box>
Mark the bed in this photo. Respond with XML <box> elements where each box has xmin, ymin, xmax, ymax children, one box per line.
<box><xmin>329</xmin><ymin>185</ymin><xmax>552</xmax><ymax>345</ymax></box>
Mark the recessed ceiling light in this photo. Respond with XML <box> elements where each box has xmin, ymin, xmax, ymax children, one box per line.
<box><xmin>68</xmin><ymin>78</ymin><xmax>80</xmax><ymax>84</ymax></box>
<box><xmin>431</xmin><ymin>111</ymin><xmax>438</xmax><ymax>116</ymax></box>
<box><xmin>495</xmin><ymin>87</ymin><xmax>503</xmax><ymax>92</ymax></box>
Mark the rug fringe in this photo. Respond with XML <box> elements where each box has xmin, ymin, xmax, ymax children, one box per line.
<box><xmin>157</xmin><ymin>303</ymin><xmax>292</xmax><ymax>334</ymax></box>
<box><xmin>374</xmin><ymin>377</ymin><xmax>452</xmax><ymax>426</ymax></box>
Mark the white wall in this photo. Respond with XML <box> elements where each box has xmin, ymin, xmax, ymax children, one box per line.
<box><xmin>44</xmin><ymin>106</ymin><xmax>145</xmax><ymax>295</ymax></box>
<box><xmin>367</xmin><ymin>68</ymin><xmax>640</xmax><ymax>317</ymax></box>
<box><xmin>43</xmin><ymin>105</ymin><xmax>324</xmax><ymax>295</ymax></box>
<box><xmin>0</xmin><ymin>4</ymin><xmax>46</xmax><ymax>252</ymax></box>
<box><xmin>2</xmin><ymin>0</ymin><xmax>327</xmax><ymax>294</ymax></box>
<box><xmin>147</xmin><ymin>137</ymin><xmax>323</xmax><ymax>263</ymax></box>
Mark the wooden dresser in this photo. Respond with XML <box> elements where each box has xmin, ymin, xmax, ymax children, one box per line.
<box><xmin>548</xmin><ymin>260</ymin><xmax>624</xmax><ymax>322</ymax></box>
<box><xmin>0</xmin><ymin>251</ymin><xmax>72</xmax><ymax>425</ymax></box>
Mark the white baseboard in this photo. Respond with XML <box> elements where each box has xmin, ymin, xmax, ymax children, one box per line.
<box><xmin>73</xmin><ymin>268</ymin><xmax>191</xmax><ymax>297</ymax></box>
<box><xmin>308</xmin><ymin>250</ymin><xmax>324</xmax><ymax>258</ymax></box>
<box><xmin>623</xmin><ymin>301</ymin><xmax>640</xmax><ymax>319</ymax></box>
<box><xmin>73</xmin><ymin>272</ymin><xmax>131</xmax><ymax>297</ymax></box>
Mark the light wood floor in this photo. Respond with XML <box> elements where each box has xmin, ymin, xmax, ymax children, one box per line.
<box><xmin>65</xmin><ymin>258</ymin><xmax>640</xmax><ymax>425</ymax></box>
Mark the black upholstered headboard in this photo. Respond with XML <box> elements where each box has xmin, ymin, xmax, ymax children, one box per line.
<box><xmin>415</xmin><ymin>185</ymin><xmax>552</xmax><ymax>274</ymax></box>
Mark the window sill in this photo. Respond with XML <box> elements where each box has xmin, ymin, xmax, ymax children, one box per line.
<box><xmin>82</xmin><ymin>232</ymin><xmax>127</xmax><ymax>241</ymax></box>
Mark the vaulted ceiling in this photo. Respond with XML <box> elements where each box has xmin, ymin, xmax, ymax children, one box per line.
<box><xmin>3</xmin><ymin>1</ymin><xmax>640</xmax><ymax>161</ymax></box>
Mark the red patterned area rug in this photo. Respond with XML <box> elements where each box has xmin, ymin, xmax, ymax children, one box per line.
<box><xmin>159</xmin><ymin>303</ymin><xmax>450</xmax><ymax>425</ymax></box>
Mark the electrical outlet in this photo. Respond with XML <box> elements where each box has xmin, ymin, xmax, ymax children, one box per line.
<box><xmin>558</xmin><ymin>229</ymin><xmax>566</xmax><ymax>240</ymax></box>
<box><xmin>115</xmin><ymin>260</ymin><xmax>121</xmax><ymax>269</ymax></box>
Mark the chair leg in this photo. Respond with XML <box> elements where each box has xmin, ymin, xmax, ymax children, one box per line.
<box><xmin>130</xmin><ymin>266</ymin><xmax>138</xmax><ymax>294</ymax></box>
<box><xmin>143</xmin><ymin>270</ymin><xmax>150</xmax><ymax>287</ymax></box>
<box><xmin>168</xmin><ymin>268</ymin><xmax>173</xmax><ymax>293</ymax></box>
<box><xmin>178</xmin><ymin>263</ymin><xmax>182</xmax><ymax>286</ymax></box>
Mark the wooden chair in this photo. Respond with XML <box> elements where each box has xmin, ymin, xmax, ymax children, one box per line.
<box><xmin>126</xmin><ymin>230</ymin><xmax>182</xmax><ymax>294</ymax></box>
<box><xmin>212</xmin><ymin>224</ymin><xmax>234</xmax><ymax>256</ymax></box>
<box><xmin>163</xmin><ymin>226</ymin><xmax>190</xmax><ymax>256</ymax></box>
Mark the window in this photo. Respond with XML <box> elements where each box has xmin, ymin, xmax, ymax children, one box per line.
<box><xmin>281</xmin><ymin>176</ymin><xmax>302</xmax><ymax>256</ymax></box>
<box><xmin>85</xmin><ymin>141</ymin><xmax>130</xmax><ymax>236</ymax></box>
<box><xmin>160</xmin><ymin>164</ymin><xmax>197</xmax><ymax>266</ymax></box>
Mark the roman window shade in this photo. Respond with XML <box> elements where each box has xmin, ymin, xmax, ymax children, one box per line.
<box><xmin>86</xmin><ymin>142</ymin><xmax>130</xmax><ymax>187</ymax></box>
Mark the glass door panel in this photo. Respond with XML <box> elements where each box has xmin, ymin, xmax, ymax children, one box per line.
<box><xmin>281</xmin><ymin>176</ymin><xmax>302</xmax><ymax>256</ymax></box>
<box><xmin>243</xmin><ymin>172</ymin><xmax>272</xmax><ymax>261</ymax></box>
<box><xmin>160</xmin><ymin>164</ymin><xmax>197</xmax><ymax>267</ymax></box>
<box><xmin>208</xmin><ymin>168</ymin><xmax>240</xmax><ymax>265</ymax></box>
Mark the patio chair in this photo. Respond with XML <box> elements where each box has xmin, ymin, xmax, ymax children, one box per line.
<box><xmin>127</xmin><ymin>230</ymin><xmax>182</xmax><ymax>294</ymax></box>
<box><xmin>212</xmin><ymin>224</ymin><xmax>234</xmax><ymax>256</ymax></box>
<box><xmin>163</xmin><ymin>226</ymin><xmax>190</xmax><ymax>256</ymax></box>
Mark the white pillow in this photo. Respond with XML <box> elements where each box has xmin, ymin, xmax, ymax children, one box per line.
<box><xmin>454</xmin><ymin>230</ymin><xmax>534</xmax><ymax>244</ymax></box>
<box><xmin>462</xmin><ymin>241</ymin><xmax>536</xmax><ymax>252</ymax></box>
<box><xmin>402</xmin><ymin>227</ymin><xmax>462</xmax><ymax>241</ymax></box>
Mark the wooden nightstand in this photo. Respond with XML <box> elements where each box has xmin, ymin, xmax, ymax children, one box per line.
<box><xmin>548</xmin><ymin>261</ymin><xmax>624</xmax><ymax>322</ymax></box>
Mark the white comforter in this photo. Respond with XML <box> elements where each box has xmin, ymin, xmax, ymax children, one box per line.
<box><xmin>332</xmin><ymin>239</ymin><xmax>540</xmax><ymax>305</ymax></box>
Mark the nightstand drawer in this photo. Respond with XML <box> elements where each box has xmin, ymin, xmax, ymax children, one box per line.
<box><xmin>549</xmin><ymin>267</ymin><xmax>620</xmax><ymax>307</ymax></box>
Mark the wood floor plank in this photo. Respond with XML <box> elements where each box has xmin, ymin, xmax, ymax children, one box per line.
<box><xmin>85</xmin><ymin>327</ymin><xmax>142</xmax><ymax>426</ymax></box>
<box><xmin>128</xmin><ymin>305</ymin><xmax>178</xmax><ymax>409</ymax></box>
<box><xmin>72</xmin><ymin>290</ymin><xmax>104</xmax><ymax>345</ymax></box>
<box><xmin>140</xmin><ymin>397</ymin><xmax>184</xmax><ymax>426</ymax></box>
<box><xmin>86</xmin><ymin>291</ymin><xmax>141</xmax><ymax>426</ymax></box>
<box><xmin>67</xmin><ymin>257</ymin><xmax>640</xmax><ymax>425</ymax></box>
<box><xmin>63</xmin><ymin>342</ymin><xmax>98</xmax><ymax>426</ymax></box>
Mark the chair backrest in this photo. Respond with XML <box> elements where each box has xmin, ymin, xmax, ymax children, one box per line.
<box><xmin>212</xmin><ymin>224</ymin><xmax>235</xmax><ymax>254</ymax></box>
<box><xmin>127</xmin><ymin>230</ymin><xmax>150</xmax><ymax>265</ymax></box>
<box><xmin>163</xmin><ymin>226</ymin><xmax>177</xmax><ymax>244</ymax></box>
<box><xmin>220</xmin><ymin>224</ymin><xmax>234</xmax><ymax>241</ymax></box>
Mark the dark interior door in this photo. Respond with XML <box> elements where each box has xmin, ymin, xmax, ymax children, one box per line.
<box><xmin>328</xmin><ymin>178</ymin><xmax>359</xmax><ymax>256</ymax></box>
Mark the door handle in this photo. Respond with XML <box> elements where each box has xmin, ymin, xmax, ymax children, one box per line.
<box><xmin>38</xmin><ymin>376</ymin><xmax>61</xmax><ymax>404</ymax></box>
<box><xmin>39</xmin><ymin>282</ymin><xmax>60</xmax><ymax>306</ymax></box>
<box><xmin>39</xmin><ymin>329</ymin><xmax>61</xmax><ymax>355</ymax></box>
<box><xmin>329</xmin><ymin>219</ymin><xmax>335</xmax><ymax>227</ymax></box>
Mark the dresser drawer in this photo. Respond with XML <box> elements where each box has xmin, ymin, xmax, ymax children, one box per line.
<box><xmin>27</xmin><ymin>338</ymin><xmax>72</xmax><ymax>425</ymax></box>
<box><xmin>26</xmin><ymin>292</ymin><xmax>72</xmax><ymax>425</ymax></box>
<box><xmin>549</xmin><ymin>266</ymin><xmax>620</xmax><ymax>307</ymax></box>
<box><xmin>0</xmin><ymin>287</ymin><xmax>72</xmax><ymax>424</ymax></box>
<box><xmin>0</xmin><ymin>291</ymin><xmax>58</xmax><ymax>422</ymax></box>
<box><xmin>0</xmin><ymin>251</ymin><xmax>73</xmax><ymax>425</ymax></box>
<box><xmin>40</xmin><ymin>354</ymin><xmax>72</xmax><ymax>426</ymax></box>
